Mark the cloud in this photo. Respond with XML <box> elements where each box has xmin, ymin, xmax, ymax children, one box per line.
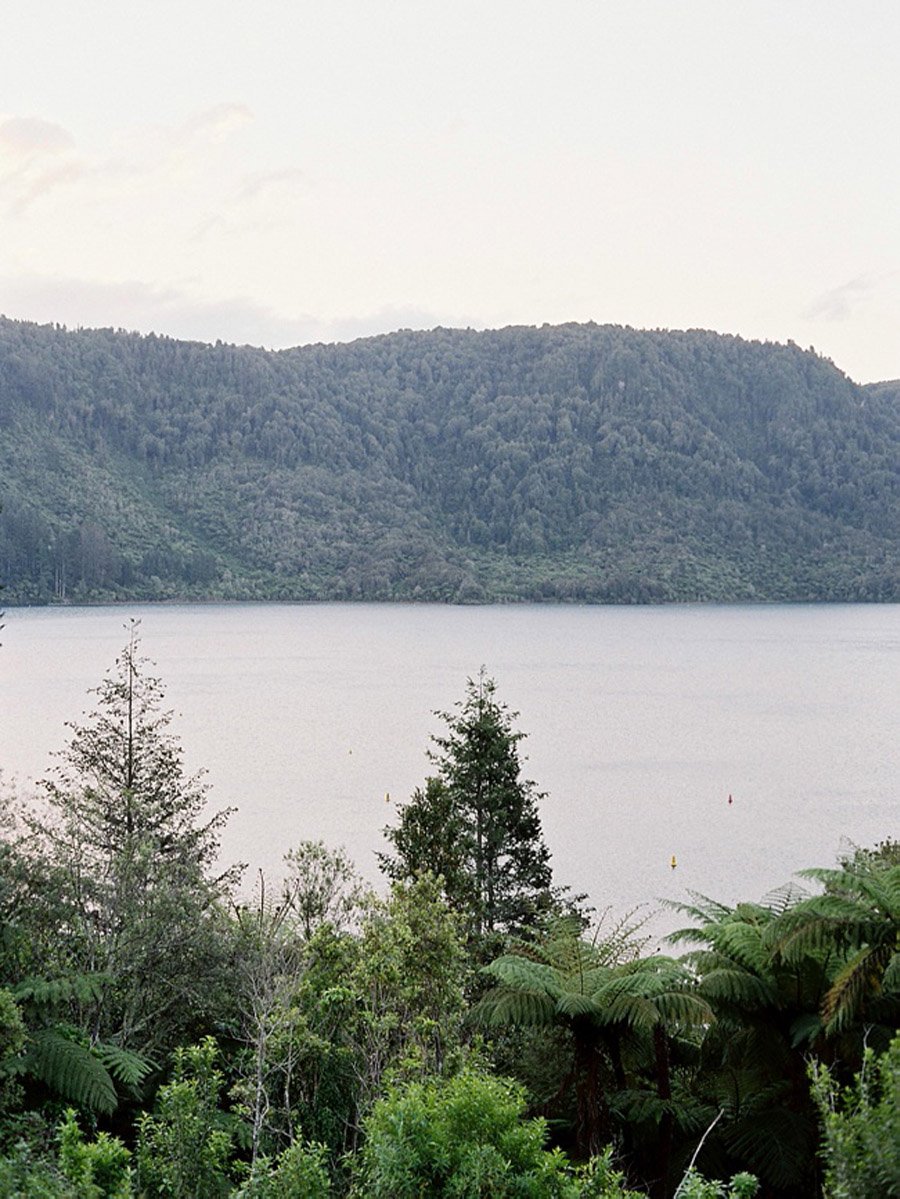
<box><xmin>0</xmin><ymin>272</ymin><xmax>482</xmax><ymax>349</ymax></box>
<box><xmin>0</xmin><ymin>115</ymin><xmax>83</xmax><ymax>213</ymax></box>
<box><xmin>236</xmin><ymin>167</ymin><xmax>312</xmax><ymax>204</ymax></box>
<box><xmin>804</xmin><ymin>271</ymin><xmax>899</xmax><ymax>321</ymax></box>
<box><xmin>0</xmin><ymin>116</ymin><xmax>74</xmax><ymax>158</ymax></box>
<box><xmin>0</xmin><ymin>102</ymin><xmax>256</xmax><ymax>217</ymax></box>
<box><xmin>180</xmin><ymin>103</ymin><xmax>254</xmax><ymax>145</ymax></box>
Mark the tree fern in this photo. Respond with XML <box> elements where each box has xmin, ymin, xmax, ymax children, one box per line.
<box><xmin>94</xmin><ymin>1042</ymin><xmax>154</xmax><ymax>1091</ymax></box>
<box><xmin>18</xmin><ymin>1028</ymin><xmax>118</xmax><ymax>1114</ymax></box>
<box><xmin>12</xmin><ymin>974</ymin><xmax>108</xmax><ymax>1010</ymax></box>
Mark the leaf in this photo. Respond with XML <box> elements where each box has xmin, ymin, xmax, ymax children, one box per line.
<box><xmin>12</xmin><ymin>973</ymin><xmax>108</xmax><ymax>1010</ymax></box>
<box><xmin>23</xmin><ymin>1029</ymin><xmax>117</xmax><ymax>1114</ymax></box>
<box><xmin>94</xmin><ymin>1041</ymin><xmax>155</xmax><ymax>1089</ymax></box>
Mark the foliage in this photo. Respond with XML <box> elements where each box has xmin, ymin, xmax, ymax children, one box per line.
<box><xmin>347</xmin><ymin>874</ymin><xmax>470</xmax><ymax>1132</ymax></box>
<box><xmin>57</xmin><ymin>1108</ymin><xmax>132</xmax><ymax>1197</ymax></box>
<box><xmin>810</xmin><ymin>1033</ymin><xmax>900</xmax><ymax>1198</ymax></box>
<box><xmin>669</xmin><ymin>891</ymin><xmax>831</xmax><ymax>1196</ymax></box>
<box><xmin>2</xmin><ymin>317</ymin><xmax>898</xmax><ymax>605</ymax></box>
<box><xmin>383</xmin><ymin>672</ymin><xmax>554</xmax><ymax>946</ymax></box>
<box><xmin>352</xmin><ymin>1067</ymin><xmax>579</xmax><ymax>1198</ymax></box>
<box><xmin>672</xmin><ymin>1169</ymin><xmax>758</xmax><ymax>1198</ymax></box>
<box><xmin>20</xmin><ymin>627</ymin><xmax>239</xmax><ymax>1055</ymax></box>
<box><xmin>227</xmin><ymin>872</ymin><xmax>469</xmax><ymax>1168</ymax></box>
<box><xmin>776</xmin><ymin>856</ymin><xmax>900</xmax><ymax>1035</ymax></box>
<box><xmin>0</xmin><ymin>1139</ymin><xmax>81</xmax><ymax>1197</ymax></box>
<box><xmin>281</xmin><ymin>840</ymin><xmax>369</xmax><ymax>939</ymax></box>
<box><xmin>233</xmin><ymin>1138</ymin><xmax>332</xmax><ymax>1198</ymax></box>
<box><xmin>135</xmin><ymin>1038</ymin><xmax>233</xmax><ymax>1198</ymax></box>
<box><xmin>0</xmin><ymin>973</ymin><xmax>148</xmax><ymax>1116</ymax></box>
<box><xmin>476</xmin><ymin>914</ymin><xmax>711</xmax><ymax>1185</ymax></box>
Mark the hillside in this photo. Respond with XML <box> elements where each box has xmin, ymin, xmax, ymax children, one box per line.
<box><xmin>0</xmin><ymin>317</ymin><xmax>898</xmax><ymax>603</ymax></box>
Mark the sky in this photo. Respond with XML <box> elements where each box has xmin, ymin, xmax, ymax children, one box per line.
<box><xmin>1</xmin><ymin>1</ymin><xmax>899</xmax><ymax>382</ymax></box>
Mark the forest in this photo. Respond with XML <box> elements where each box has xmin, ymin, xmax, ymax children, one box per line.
<box><xmin>1</xmin><ymin>316</ymin><xmax>898</xmax><ymax>605</ymax></box>
<box><xmin>0</xmin><ymin>635</ymin><xmax>896</xmax><ymax>1197</ymax></box>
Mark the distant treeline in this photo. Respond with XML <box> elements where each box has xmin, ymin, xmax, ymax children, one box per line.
<box><xmin>0</xmin><ymin>316</ymin><xmax>898</xmax><ymax>603</ymax></box>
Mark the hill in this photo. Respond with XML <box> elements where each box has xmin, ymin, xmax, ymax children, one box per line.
<box><xmin>0</xmin><ymin>317</ymin><xmax>898</xmax><ymax>603</ymax></box>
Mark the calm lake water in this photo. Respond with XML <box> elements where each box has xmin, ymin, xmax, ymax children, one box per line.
<box><xmin>2</xmin><ymin>603</ymin><xmax>897</xmax><ymax>931</ymax></box>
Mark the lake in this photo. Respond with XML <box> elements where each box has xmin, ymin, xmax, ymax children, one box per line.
<box><xmin>2</xmin><ymin>602</ymin><xmax>897</xmax><ymax>932</ymax></box>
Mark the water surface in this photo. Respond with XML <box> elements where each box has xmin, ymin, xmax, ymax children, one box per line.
<box><xmin>3</xmin><ymin>603</ymin><xmax>897</xmax><ymax>928</ymax></box>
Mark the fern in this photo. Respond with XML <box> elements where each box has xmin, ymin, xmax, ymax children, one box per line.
<box><xmin>22</xmin><ymin>1028</ymin><xmax>117</xmax><ymax>1114</ymax></box>
<box><xmin>12</xmin><ymin>973</ymin><xmax>108</xmax><ymax>1010</ymax></box>
<box><xmin>94</xmin><ymin>1042</ymin><xmax>155</xmax><ymax>1090</ymax></box>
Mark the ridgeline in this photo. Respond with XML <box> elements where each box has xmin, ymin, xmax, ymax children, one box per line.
<box><xmin>1</xmin><ymin>316</ymin><xmax>898</xmax><ymax>603</ymax></box>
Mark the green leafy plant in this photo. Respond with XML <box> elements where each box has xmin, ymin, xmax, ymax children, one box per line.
<box><xmin>58</xmin><ymin>1109</ymin><xmax>132</xmax><ymax>1198</ymax></box>
<box><xmin>810</xmin><ymin>1033</ymin><xmax>900</xmax><ymax>1198</ymax></box>
<box><xmin>136</xmin><ymin>1038</ymin><xmax>233</xmax><ymax>1198</ymax></box>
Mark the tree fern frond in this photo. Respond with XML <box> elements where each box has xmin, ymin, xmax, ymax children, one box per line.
<box><xmin>665</xmin><ymin>892</ymin><xmax>735</xmax><ymax>926</ymax></box>
<box><xmin>23</xmin><ymin>1029</ymin><xmax>117</xmax><ymax>1114</ymax></box>
<box><xmin>759</xmin><ymin>882</ymin><xmax>808</xmax><ymax>918</ymax></box>
<box><xmin>881</xmin><ymin>950</ymin><xmax>900</xmax><ymax>994</ymax></box>
<box><xmin>788</xmin><ymin>1011</ymin><xmax>822</xmax><ymax>1048</ymax></box>
<box><xmin>471</xmin><ymin>987</ymin><xmax>556</xmax><ymax>1028</ymax></box>
<box><xmin>601</xmin><ymin>992</ymin><xmax>658</xmax><ymax>1029</ymax></box>
<box><xmin>483</xmin><ymin>955</ymin><xmax>562</xmax><ymax>997</ymax></box>
<box><xmin>723</xmin><ymin>1103</ymin><xmax>815</xmax><ymax>1191</ymax></box>
<box><xmin>94</xmin><ymin>1042</ymin><xmax>155</xmax><ymax>1089</ymax></box>
<box><xmin>651</xmin><ymin>991</ymin><xmax>713</xmax><ymax>1026</ymax></box>
<box><xmin>699</xmin><ymin>968</ymin><xmax>777</xmax><ymax>1009</ymax></box>
<box><xmin>12</xmin><ymin>974</ymin><xmax>108</xmax><ymax>1010</ymax></box>
<box><xmin>555</xmin><ymin>991</ymin><xmax>601</xmax><ymax>1019</ymax></box>
<box><xmin>708</xmin><ymin>923</ymin><xmax>772</xmax><ymax>976</ymax></box>
<box><xmin>823</xmin><ymin>943</ymin><xmax>889</xmax><ymax>1032</ymax></box>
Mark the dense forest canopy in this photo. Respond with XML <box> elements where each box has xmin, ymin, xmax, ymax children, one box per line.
<box><xmin>0</xmin><ymin>316</ymin><xmax>898</xmax><ymax>603</ymax></box>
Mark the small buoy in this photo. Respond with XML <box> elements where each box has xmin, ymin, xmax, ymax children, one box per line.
<box><xmin>728</xmin><ymin>793</ymin><xmax>733</xmax><ymax>805</ymax></box>
<box><xmin>385</xmin><ymin>791</ymin><xmax>391</xmax><ymax>803</ymax></box>
<box><xmin>670</xmin><ymin>855</ymin><xmax>677</xmax><ymax>870</ymax></box>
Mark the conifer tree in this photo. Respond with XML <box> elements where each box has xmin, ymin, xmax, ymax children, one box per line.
<box><xmin>25</xmin><ymin>623</ymin><xmax>239</xmax><ymax>1054</ymax></box>
<box><xmin>382</xmin><ymin>671</ymin><xmax>553</xmax><ymax>945</ymax></box>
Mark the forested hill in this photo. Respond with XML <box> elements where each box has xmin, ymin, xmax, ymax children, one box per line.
<box><xmin>1</xmin><ymin>316</ymin><xmax>898</xmax><ymax>603</ymax></box>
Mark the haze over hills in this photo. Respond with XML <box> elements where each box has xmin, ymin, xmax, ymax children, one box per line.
<box><xmin>0</xmin><ymin>315</ymin><xmax>897</xmax><ymax>604</ymax></box>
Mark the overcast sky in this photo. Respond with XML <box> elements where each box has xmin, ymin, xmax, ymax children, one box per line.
<box><xmin>2</xmin><ymin>1</ymin><xmax>899</xmax><ymax>381</ymax></box>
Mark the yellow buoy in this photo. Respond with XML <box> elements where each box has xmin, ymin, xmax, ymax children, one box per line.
<box><xmin>670</xmin><ymin>855</ymin><xmax>677</xmax><ymax>869</ymax></box>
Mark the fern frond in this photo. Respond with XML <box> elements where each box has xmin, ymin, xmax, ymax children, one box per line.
<box><xmin>699</xmin><ymin>968</ymin><xmax>777</xmax><ymax>1009</ymax></box>
<box><xmin>709</xmin><ymin>923</ymin><xmax>772</xmax><ymax>976</ymax></box>
<box><xmin>12</xmin><ymin>974</ymin><xmax>108</xmax><ymax>1010</ymax></box>
<box><xmin>823</xmin><ymin>943</ymin><xmax>888</xmax><ymax>1032</ymax></box>
<box><xmin>482</xmin><ymin>956</ymin><xmax>562</xmax><ymax>998</ymax></box>
<box><xmin>881</xmin><ymin>950</ymin><xmax>900</xmax><ymax>994</ymax></box>
<box><xmin>788</xmin><ymin>1012</ymin><xmax>822</xmax><ymax>1048</ymax></box>
<box><xmin>22</xmin><ymin>1029</ymin><xmax>117</xmax><ymax>1114</ymax></box>
<box><xmin>555</xmin><ymin>991</ymin><xmax>601</xmax><ymax>1019</ymax></box>
<box><xmin>94</xmin><ymin>1042</ymin><xmax>155</xmax><ymax>1090</ymax></box>
<box><xmin>471</xmin><ymin>987</ymin><xmax>556</xmax><ymax>1028</ymax></box>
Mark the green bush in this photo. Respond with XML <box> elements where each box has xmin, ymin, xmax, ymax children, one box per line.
<box><xmin>353</xmin><ymin>1068</ymin><xmax>578</xmax><ymax>1198</ymax></box>
<box><xmin>810</xmin><ymin>1033</ymin><xmax>900</xmax><ymax>1198</ymax></box>
<box><xmin>136</xmin><ymin>1039</ymin><xmax>232</xmax><ymax>1198</ymax></box>
<box><xmin>58</xmin><ymin>1109</ymin><xmax>132</xmax><ymax>1197</ymax></box>
<box><xmin>234</xmin><ymin>1139</ymin><xmax>332</xmax><ymax>1197</ymax></box>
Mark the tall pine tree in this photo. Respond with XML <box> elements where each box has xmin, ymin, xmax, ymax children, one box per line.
<box><xmin>25</xmin><ymin>622</ymin><xmax>240</xmax><ymax>1054</ymax></box>
<box><xmin>382</xmin><ymin>671</ymin><xmax>553</xmax><ymax>946</ymax></box>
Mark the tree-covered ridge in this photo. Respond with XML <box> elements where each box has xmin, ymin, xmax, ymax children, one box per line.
<box><xmin>1</xmin><ymin>316</ymin><xmax>898</xmax><ymax>603</ymax></box>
